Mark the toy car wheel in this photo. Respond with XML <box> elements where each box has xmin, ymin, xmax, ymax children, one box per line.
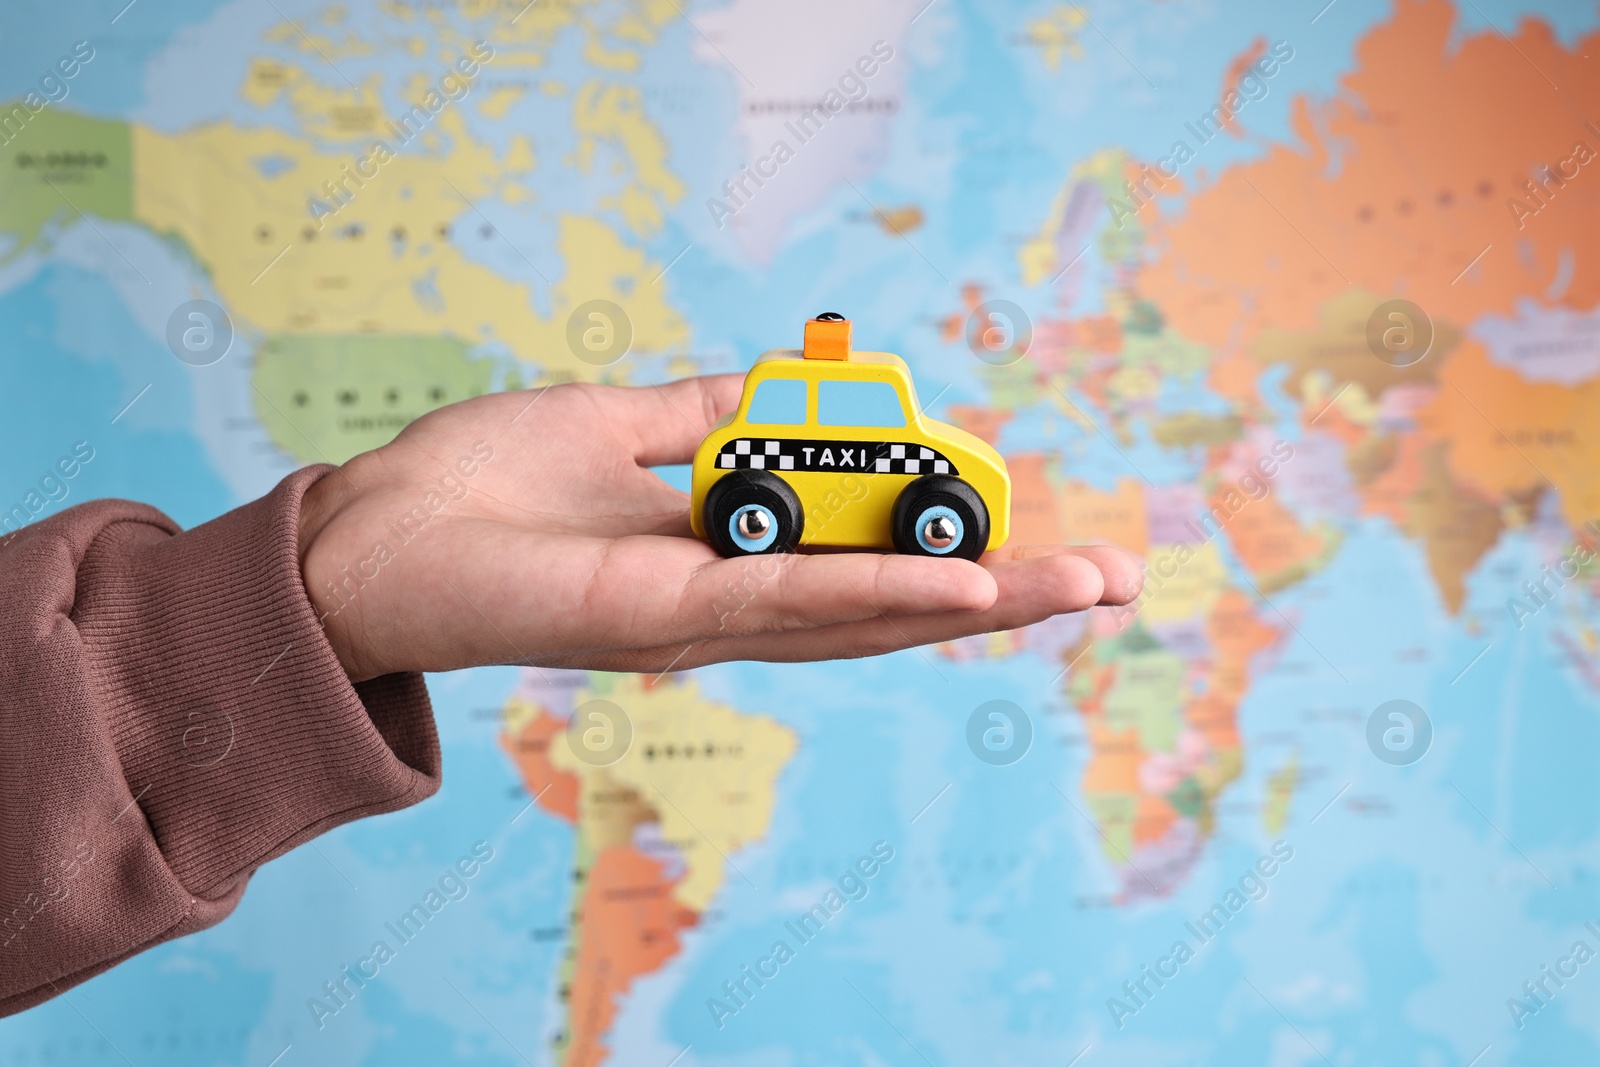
<box><xmin>891</xmin><ymin>475</ymin><xmax>989</xmax><ymax>562</ymax></box>
<box><xmin>704</xmin><ymin>471</ymin><xmax>805</xmax><ymax>557</ymax></box>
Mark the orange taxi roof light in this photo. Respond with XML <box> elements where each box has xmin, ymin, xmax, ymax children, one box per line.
<box><xmin>803</xmin><ymin>313</ymin><xmax>851</xmax><ymax>361</ymax></box>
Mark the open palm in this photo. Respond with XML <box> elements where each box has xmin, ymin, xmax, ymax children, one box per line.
<box><xmin>298</xmin><ymin>375</ymin><xmax>1142</xmax><ymax>682</ymax></box>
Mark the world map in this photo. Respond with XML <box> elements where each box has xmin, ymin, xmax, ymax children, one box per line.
<box><xmin>2</xmin><ymin>0</ymin><xmax>1599</xmax><ymax>1063</ymax></box>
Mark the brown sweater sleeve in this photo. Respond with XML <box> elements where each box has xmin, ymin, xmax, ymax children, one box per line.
<box><xmin>0</xmin><ymin>465</ymin><xmax>440</xmax><ymax>1016</ymax></box>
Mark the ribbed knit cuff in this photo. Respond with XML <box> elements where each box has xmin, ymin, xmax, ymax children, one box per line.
<box><xmin>73</xmin><ymin>465</ymin><xmax>441</xmax><ymax>899</ymax></box>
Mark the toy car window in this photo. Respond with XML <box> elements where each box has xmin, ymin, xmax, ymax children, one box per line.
<box><xmin>745</xmin><ymin>378</ymin><xmax>808</xmax><ymax>424</ymax></box>
<box><xmin>817</xmin><ymin>380</ymin><xmax>906</xmax><ymax>428</ymax></box>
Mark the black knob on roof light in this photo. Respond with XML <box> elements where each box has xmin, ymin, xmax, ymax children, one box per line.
<box><xmin>814</xmin><ymin>311</ymin><xmax>846</xmax><ymax>321</ymax></box>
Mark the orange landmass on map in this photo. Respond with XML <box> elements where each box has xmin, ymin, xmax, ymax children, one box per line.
<box><xmin>1310</xmin><ymin>392</ymin><xmax>1372</xmax><ymax>451</ymax></box>
<box><xmin>1133</xmin><ymin>791</ymin><xmax>1180</xmax><ymax>846</ymax></box>
<box><xmin>1081</xmin><ymin>717</ymin><xmax>1139</xmax><ymax>795</ymax></box>
<box><xmin>1244</xmin><ymin>288</ymin><xmax>1453</xmax><ymax>413</ymax></box>
<box><xmin>1006</xmin><ymin>454</ymin><xmax>1061</xmax><ymax>547</ymax></box>
<box><xmin>1059</xmin><ymin>476</ymin><xmax>1149</xmax><ymax>556</ymax></box>
<box><xmin>1217</xmin><ymin>489</ymin><xmax>1329</xmax><ymax>591</ymax></box>
<box><xmin>946</xmin><ymin>403</ymin><xmax>1012</xmax><ymax>445</ymax></box>
<box><xmin>937</xmin><ymin>283</ymin><xmax>986</xmax><ymax>345</ymax></box>
<box><xmin>502</xmin><ymin>705</ymin><xmax>701</xmax><ymax>1067</ymax></box>
<box><xmin>503</xmin><ymin>705</ymin><xmax>580</xmax><ymax>822</ymax></box>
<box><xmin>1414</xmin><ymin>339</ymin><xmax>1600</xmax><ymax>530</ymax></box>
<box><xmin>563</xmin><ymin>846</ymin><xmax>698</xmax><ymax>1067</ymax></box>
<box><xmin>1217</xmin><ymin>37</ymin><xmax>1268</xmax><ymax>136</ymax></box>
<box><xmin>1074</xmin><ymin>359</ymin><xmax>1122</xmax><ymax>413</ymax></box>
<box><xmin>1141</xmin><ymin>0</ymin><xmax>1600</xmax><ymax>353</ymax></box>
<box><xmin>1075</xmin><ymin>661</ymin><xmax>1156</xmax><ymax>847</ymax></box>
<box><xmin>1401</xmin><ymin>443</ymin><xmax>1505</xmax><ymax>613</ymax></box>
<box><xmin>1073</xmin><ymin>314</ymin><xmax>1125</xmax><ymax>355</ymax></box>
<box><xmin>1353</xmin><ymin>432</ymin><xmax>1426</xmax><ymax>528</ymax></box>
<box><xmin>1002</xmin><ymin>458</ymin><xmax>1149</xmax><ymax>556</ymax></box>
<box><xmin>1072</xmin><ymin>589</ymin><xmax>1276</xmax><ymax>862</ymax></box>
<box><xmin>1188</xmin><ymin>589</ymin><xmax>1278</xmax><ymax>760</ymax></box>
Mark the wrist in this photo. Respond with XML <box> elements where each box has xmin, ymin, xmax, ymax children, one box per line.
<box><xmin>298</xmin><ymin>465</ymin><xmax>364</xmax><ymax>678</ymax></box>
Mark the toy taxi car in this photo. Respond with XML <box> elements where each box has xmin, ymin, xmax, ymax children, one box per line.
<box><xmin>690</xmin><ymin>314</ymin><xmax>1011</xmax><ymax>561</ymax></box>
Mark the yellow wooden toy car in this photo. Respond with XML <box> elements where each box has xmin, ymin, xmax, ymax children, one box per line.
<box><xmin>690</xmin><ymin>314</ymin><xmax>1011</xmax><ymax>561</ymax></box>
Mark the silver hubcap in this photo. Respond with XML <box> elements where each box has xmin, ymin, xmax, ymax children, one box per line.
<box><xmin>923</xmin><ymin>517</ymin><xmax>956</xmax><ymax>549</ymax></box>
<box><xmin>738</xmin><ymin>509</ymin><xmax>770</xmax><ymax>539</ymax></box>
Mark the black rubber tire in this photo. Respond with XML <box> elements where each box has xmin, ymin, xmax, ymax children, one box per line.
<box><xmin>704</xmin><ymin>470</ymin><xmax>805</xmax><ymax>557</ymax></box>
<box><xmin>891</xmin><ymin>475</ymin><xmax>990</xmax><ymax>562</ymax></box>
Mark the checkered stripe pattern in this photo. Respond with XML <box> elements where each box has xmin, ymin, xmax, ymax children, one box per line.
<box><xmin>714</xmin><ymin>438</ymin><xmax>958</xmax><ymax>476</ymax></box>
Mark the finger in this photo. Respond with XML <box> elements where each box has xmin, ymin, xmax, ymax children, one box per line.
<box><xmin>675</xmin><ymin>550</ymin><xmax>999</xmax><ymax>640</ymax></box>
<box><xmin>695</xmin><ymin>551</ymin><xmax>1104</xmax><ymax>664</ymax></box>
<box><xmin>1005</xmin><ymin>543</ymin><xmax>1144</xmax><ymax>605</ymax></box>
<box><xmin>602</xmin><ymin>374</ymin><xmax>745</xmax><ymax>467</ymax></box>
<box><xmin>461</xmin><ymin>466</ymin><xmax>695</xmax><ymax>538</ymax></box>
<box><xmin>631</xmin><ymin>483</ymin><xmax>695</xmax><ymax>537</ymax></box>
<box><xmin>551</xmin><ymin>538</ymin><xmax>998</xmax><ymax>650</ymax></box>
<box><xmin>433</xmin><ymin>528</ymin><xmax>1002</xmax><ymax>666</ymax></box>
<box><xmin>548</xmin><ymin>551</ymin><xmax>1109</xmax><ymax>672</ymax></box>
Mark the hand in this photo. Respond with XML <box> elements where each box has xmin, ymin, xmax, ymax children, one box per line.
<box><xmin>297</xmin><ymin>376</ymin><xmax>1143</xmax><ymax>681</ymax></box>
